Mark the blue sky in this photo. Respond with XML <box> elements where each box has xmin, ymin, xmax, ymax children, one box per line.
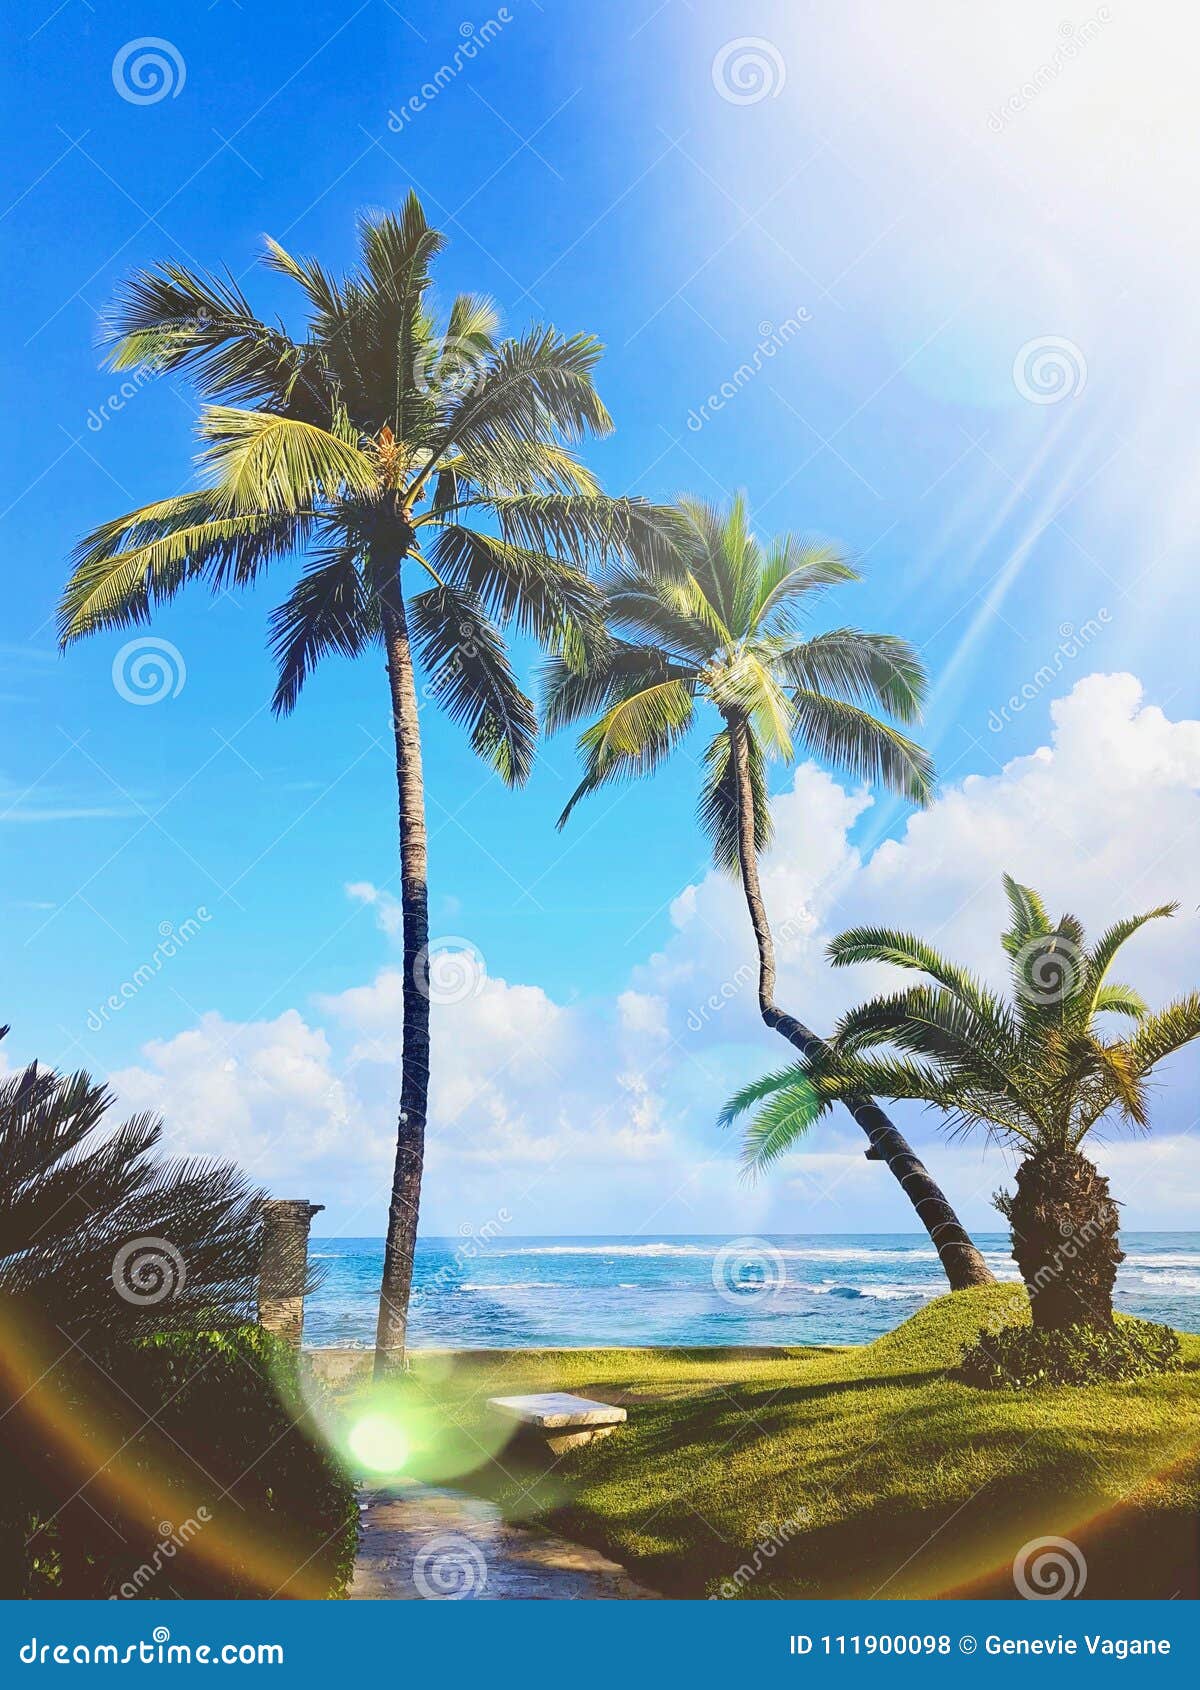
<box><xmin>3</xmin><ymin>0</ymin><xmax>1199</xmax><ymax>1235</ymax></box>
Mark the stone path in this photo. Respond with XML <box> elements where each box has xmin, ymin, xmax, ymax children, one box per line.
<box><xmin>350</xmin><ymin>1479</ymin><xmax>661</xmax><ymax>1600</ymax></box>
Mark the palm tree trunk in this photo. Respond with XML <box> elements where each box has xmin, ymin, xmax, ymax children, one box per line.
<box><xmin>999</xmin><ymin>1150</ymin><xmax>1122</xmax><ymax>1328</ymax></box>
<box><xmin>373</xmin><ymin>574</ymin><xmax>431</xmax><ymax>1378</ymax></box>
<box><xmin>725</xmin><ymin>717</ymin><xmax>993</xmax><ymax>1291</ymax></box>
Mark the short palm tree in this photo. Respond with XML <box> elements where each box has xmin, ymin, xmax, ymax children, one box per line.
<box><xmin>547</xmin><ymin>494</ymin><xmax>992</xmax><ymax>1288</ymax></box>
<box><xmin>724</xmin><ymin>875</ymin><xmax>1200</xmax><ymax>1327</ymax></box>
<box><xmin>0</xmin><ymin>1039</ymin><xmax>263</xmax><ymax>1345</ymax></box>
<box><xmin>58</xmin><ymin>195</ymin><xmax>665</xmax><ymax>1376</ymax></box>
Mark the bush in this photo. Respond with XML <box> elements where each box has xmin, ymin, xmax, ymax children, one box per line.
<box><xmin>960</xmin><ymin>1317</ymin><xmax>1181</xmax><ymax>1390</ymax></box>
<box><xmin>7</xmin><ymin>1326</ymin><xmax>358</xmax><ymax>1599</ymax></box>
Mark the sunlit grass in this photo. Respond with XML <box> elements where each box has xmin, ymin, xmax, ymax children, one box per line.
<box><xmin>316</xmin><ymin>1287</ymin><xmax>1200</xmax><ymax>1598</ymax></box>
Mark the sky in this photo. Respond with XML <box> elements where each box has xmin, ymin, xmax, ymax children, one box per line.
<box><xmin>2</xmin><ymin>0</ymin><xmax>1199</xmax><ymax>1238</ymax></box>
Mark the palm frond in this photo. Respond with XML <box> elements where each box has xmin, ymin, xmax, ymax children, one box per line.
<box><xmin>697</xmin><ymin>725</ymin><xmax>772</xmax><ymax>872</ymax></box>
<box><xmin>557</xmin><ymin>678</ymin><xmax>696</xmax><ymax>826</ymax></box>
<box><xmin>780</xmin><ymin>628</ymin><xmax>927</xmax><ymax>723</ymax></box>
<box><xmin>408</xmin><ymin>584</ymin><xmax>535</xmax><ymax>785</ymax></box>
<box><xmin>269</xmin><ymin>547</ymin><xmax>379</xmax><ymax>714</ymax></box>
<box><xmin>749</xmin><ymin>539</ymin><xmax>859</xmax><ymax>635</ymax></box>
<box><xmin>1085</xmin><ymin>904</ymin><xmax>1179</xmax><ymax>1000</ymax></box>
<box><xmin>102</xmin><ymin>261</ymin><xmax>334</xmax><ymax>419</ymax></box>
<box><xmin>489</xmin><ymin>495</ymin><xmax>675</xmax><ymax>573</ymax></box>
<box><xmin>541</xmin><ymin>643</ymin><xmax>697</xmax><ymax>735</ymax></box>
<box><xmin>790</xmin><ymin>690</ymin><xmax>934</xmax><ymax>803</ymax></box>
<box><xmin>1125</xmin><ymin>993</ymin><xmax>1200</xmax><ymax>1076</ymax></box>
<box><xmin>1000</xmin><ymin>873</ymin><xmax>1052</xmax><ymax>956</ymax></box>
<box><xmin>59</xmin><ymin>494</ymin><xmax>305</xmax><ymax>642</ymax></box>
<box><xmin>1091</xmin><ymin>983</ymin><xmax>1149</xmax><ymax>1019</ymax></box>
<box><xmin>427</xmin><ymin>525</ymin><xmax>603</xmax><ymax>647</ymax></box>
<box><xmin>198</xmin><ymin>407</ymin><xmax>377</xmax><ymax>514</ymax></box>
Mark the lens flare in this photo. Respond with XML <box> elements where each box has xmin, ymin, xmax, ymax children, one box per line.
<box><xmin>347</xmin><ymin>1411</ymin><xmax>410</xmax><ymax>1473</ymax></box>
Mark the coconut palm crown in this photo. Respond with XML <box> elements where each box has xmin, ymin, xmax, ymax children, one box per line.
<box><xmin>57</xmin><ymin>195</ymin><xmax>667</xmax><ymax>1375</ymax></box>
<box><xmin>546</xmin><ymin>495</ymin><xmax>994</xmax><ymax>1290</ymax></box>
<box><xmin>547</xmin><ymin>492</ymin><xmax>934</xmax><ymax>843</ymax></box>
<box><xmin>723</xmin><ymin>874</ymin><xmax>1200</xmax><ymax>1325</ymax></box>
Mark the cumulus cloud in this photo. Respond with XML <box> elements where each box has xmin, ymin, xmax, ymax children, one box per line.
<box><xmin>107</xmin><ymin>673</ymin><xmax>1200</xmax><ymax>1233</ymax></box>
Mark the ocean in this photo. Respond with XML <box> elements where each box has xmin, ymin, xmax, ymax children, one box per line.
<box><xmin>303</xmin><ymin>1231</ymin><xmax>1200</xmax><ymax>1349</ymax></box>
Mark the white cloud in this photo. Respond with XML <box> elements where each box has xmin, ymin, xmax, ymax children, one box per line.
<box><xmin>107</xmin><ymin>673</ymin><xmax>1200</xmax><ymax>1234</ymax></box>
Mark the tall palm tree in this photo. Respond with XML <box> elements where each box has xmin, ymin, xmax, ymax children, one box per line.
<box><xmin>725</xmin><ymin>874</ymin><xmax>1200</xmax><ymax>1327</ymax></box>
<box><xmin>57</xmin><ymin>196</ymin><xmax>666</xmax><ymax>1376</ymax></box>
<box><xmin>547</xmin><ymin>495</ymin><xmax>992</xmax><ymax>1288</ymax></box>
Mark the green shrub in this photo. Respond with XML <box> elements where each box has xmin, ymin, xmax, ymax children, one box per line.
<box><xmin>7</xmin><ymin>1326</ymin><xmax>357</xmax><ymax>1600</ymax></box>
<box><xmin>960</xmin><ymin>1317</ymin><xmax>1181</xmax><ymax>1390</ymax></box>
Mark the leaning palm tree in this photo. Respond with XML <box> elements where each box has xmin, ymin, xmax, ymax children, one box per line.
<box><xmin>725</xmin><ymin>875</ymin><xmax>1200</xmax><ymax>1328</ymax></box>
<box><xmin>547</xmin><ymin>494</ymin><xmax>992</xmax><ymax>1288</ymax></box>
<box><xmin>58</xmin><ymin>196</ymin><xmax>666</xmax><ymax>1375</ymax></box>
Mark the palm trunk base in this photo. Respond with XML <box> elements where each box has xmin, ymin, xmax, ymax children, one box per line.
<box><xmin>999</xmin><ymin>1150</ymin><xmax>1122</xmax><ymax>1329</ymax></box>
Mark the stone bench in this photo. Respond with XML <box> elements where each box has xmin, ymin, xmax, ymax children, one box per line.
<box><xmin>488</xmin><ymin>1392</ymin><xmax>627</xmax><ymax>1454</ymax></box>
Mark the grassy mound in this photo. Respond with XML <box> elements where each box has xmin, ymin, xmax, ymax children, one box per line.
<box><xmin>325</xmin><ymin>1287</ymin><xmax>1200</xmax><ymax>1599</ymax></box>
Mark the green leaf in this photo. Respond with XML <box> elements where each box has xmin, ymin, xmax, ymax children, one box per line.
<box><xmin>408</xmin><ymin>584</ymin><xmax>536</xmax><ymax>785</ymax></box>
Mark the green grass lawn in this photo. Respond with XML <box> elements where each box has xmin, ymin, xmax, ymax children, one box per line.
<box><xmin>322</xmin><ymin>1285</ymin><xmax>1200</xmax><ymax>1599</ymax></box>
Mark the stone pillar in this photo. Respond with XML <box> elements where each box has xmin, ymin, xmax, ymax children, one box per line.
<box><xmin>258</xmin><ymin>1199</ymin><xmax>324</xmax><ymax>1347</ymax></box>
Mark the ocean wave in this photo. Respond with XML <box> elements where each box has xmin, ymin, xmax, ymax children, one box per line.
<box><xmin>458</xmin><ymin>1281</ymin><xmax>556</xmax><ymax>1291</ymax></box>
<box><xmin>1122</xmin><ymin>1253</ymin><xmax>1200</xmax><ymax>1269</ymax></box>
<box><xmin>504</xmin><ymin>1242</ymin><xmax>945</xmax><ymax>1263</ymax></box>
<box><xmin>1121</xmin><ymin>1271</ymin><xmax>1200</xmax><ymax>1292</ymax></box>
